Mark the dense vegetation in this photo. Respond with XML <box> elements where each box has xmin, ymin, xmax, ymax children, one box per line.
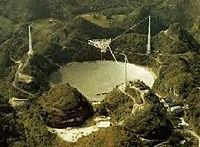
<box><xmin>38</xmin><ymin>83</ymin><xmax>94</xmax><ymax>128</ymax></box>
<box><xmin>97</xmin><ymin>88</ymin><xmax>133</xmax><ymax>123</ymax></box>
<box><xmin>186</xmin><ymin>88</ymin><xmax>200</xmax><ymax>135</ymax></box>
<box><xmin>0</xmin><ymin>0</ymin><xmax>200</xmax><ymax>146</ymax></box>
<box><xmin>74</xmin><ymin>126</ymin><xmax>144</xmax><ymax>147</ymax></box>
<box><xmin>0</xmin><ymin>95</ymin><xmax>23</xmax><ymax>147</ymax></box>
<box><xmin>153</xmin><ymin>52</ymin><xmax>200</xmax><ymax>98</ymax></box>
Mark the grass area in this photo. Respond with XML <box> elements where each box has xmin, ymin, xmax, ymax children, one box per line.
<box><xmin>0</xmin><ymin>16</ymin><xmax>15</xmax><ymax>43</ymax></box>
<box><xmin>80</xmin><ymin>13</ymin><xmax>110</xmax><ymax>28</ymax></box>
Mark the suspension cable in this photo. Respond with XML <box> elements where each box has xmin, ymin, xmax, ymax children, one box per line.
<box><xmin>112</xmin><ymin>16</ymin><xmax>149</xmax><ymax>42</ymax></box>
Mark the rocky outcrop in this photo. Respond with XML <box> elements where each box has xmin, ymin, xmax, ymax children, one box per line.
<box><xmin>38</xmin><ymin>83</ymin><xmax>94</xmax><ymax>128</ymax></box>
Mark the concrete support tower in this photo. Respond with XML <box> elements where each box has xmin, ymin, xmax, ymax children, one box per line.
<box><xmin>147</xmin><ymin>15</ymin><xmax>151</xmax><ymax>54</ymax></box>
<box><xmin>28</xmin><ymin>25</ymin><xmax>34</xmax><ymax>56</ymax></box>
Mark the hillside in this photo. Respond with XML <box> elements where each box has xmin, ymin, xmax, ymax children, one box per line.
<box><xmin>0</xmin><ymin>0</ymin><xmax>200</xmax><ymax>146</ymax></box>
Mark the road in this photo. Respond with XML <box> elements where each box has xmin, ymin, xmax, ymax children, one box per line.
<box><xmin>117</xmin><ymin>82</ymin><xmax>146</xmax><ymax>125</ymax></box>
<box><xmin>11</xmin><ymin>58</ymin><xmax>34</xmax><ymax>96</ymax></box>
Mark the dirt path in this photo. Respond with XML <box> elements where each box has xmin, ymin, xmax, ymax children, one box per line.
<box><xmin>11</xmin><ymin>58</ymin><xmax>33</xmax><ymax>96</ymax></box>
<box><xmin>117</xmin><ymin>83</ymin><xmax>146</xmax><ymax>125</ymax></box>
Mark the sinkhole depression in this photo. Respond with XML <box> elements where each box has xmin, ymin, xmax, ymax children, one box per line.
<box><xmin>50</xmin><ymin>61</ymin><xmax>155</xmax><ymax>101</ymax></box>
